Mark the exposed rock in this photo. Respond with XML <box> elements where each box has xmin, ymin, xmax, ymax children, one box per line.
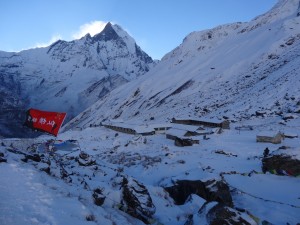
<box><xmin>200</xmin><ymin>202</ymin><xmax>258</xmax><ymax>225</ymax></box>
<box><xmin>204</xmin><ymin>179</ymin><xmax>233</xmax><ymax>207</ymax></box>
<box><xmin>59</xmin><ymin>165</ymin><xmax>72</xmax><ymax>183</ymax></box>
<box><xmin>79</xmin><ymin>151</ymin><xmax>89</xmax><ymax>160</ymax></box>
<box><xmin>46</xmin><ymin>155</ymin><xmax>72</xmax><ymax>183</ymax></box>
<box><xmin>85</xmin><ymin>214</ymin><xmax>96</xmax><ymax>221</ymax></box>
<box><xmin>21</xmin><ymin>153</ymin><xmax>41</xmax><ymax>163</ymax></box>
<box><xmin>37</xmin><ymin>162</ymin><xmax>51</xmax><ymax>175</ymax></box>
<box><xmin>120</xmin><ymin>177</ymin><xmax>156</xmax><ymax>224</ymax></box>
<box><xmin>261</xmin><ymin>220</ymin><xmax>275</xmax><ymax>225</ymax></box>
<box><xmin>164</xmin><ymin>179</ymin><xmax>233</xmax><ymax>207</ymax></box>
<box><xmin>214</xmin><ymin>150</ymin><xmax>237</xmax><ymax>157</ymax></box>
<box><xmin>40</xmin><ymin>166</ymin><xmax>50</xmax><ymax>174</ymax></box>
<box><xmin>262</xmin><ymin>154</ymin><xmax>300</xmax><ymax>176</ymax></box>
<box><xmin>92</xmin><ymin>188</ymin><xmax>105</xmax><ymax>206</ymax></box>
<box><xmin>0</xmin><ymin>157</ymin><xmax>7</xmax><ymax>163</ymax></box>
<box><xmin>255</xmin><ymin>110</ymin><xmax>266</xmax><ymax>116</ymax></box>
<box><xmin>76</xmin><ymin>151</ymin><xmax>96</xmax><ymax>166</ymax></box>
<box><xmin>282</xmin><ymin>114</ymin><xmax>297</xmax><ymax>120</ymax></box>
<box><xmin>184</xmin><ymin>214</ymin><xmax>194</xmax><ymax>225</ymax></box>
<box><xmin>0</xmin><ymin>152</ymin><xmax>5</xmax><ymax>162</ymax></box>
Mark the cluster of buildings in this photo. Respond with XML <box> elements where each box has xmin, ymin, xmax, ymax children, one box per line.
<box><xmin>102</xmin><ymin>117</ymin><xmax>230</xmax><ymax>146</ymax></box>
<box><xmin>101</xmin><ymin>117</ymin><xmax>294</xmax><ymax>146</ymax></box>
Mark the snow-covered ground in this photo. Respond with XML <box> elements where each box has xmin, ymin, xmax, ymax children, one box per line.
<box><xmin>0</xmin><ymin>162</ymin><xmax>93</xmax><ymax>225</ymax></box>
<box><xmin>1</xmin><ymin>116</ymin><xmax>299</xmax><ymax>225</ymax></box>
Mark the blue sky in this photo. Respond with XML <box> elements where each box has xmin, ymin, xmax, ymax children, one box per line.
<box><xmin>0</xmin><ymin>0</ymin><xmax>277</xmax><ymax>59</ymax></box>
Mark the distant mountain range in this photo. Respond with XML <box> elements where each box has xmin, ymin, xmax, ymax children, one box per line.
<box><xmin>64</xmin><ymin>0</ymin><xmax>300</xmax><ymax>130</ymax></box>
<box><xmin>0</xmin><ymin>22</ymin><xmax>156</xmax><ymax>137</ymax></box>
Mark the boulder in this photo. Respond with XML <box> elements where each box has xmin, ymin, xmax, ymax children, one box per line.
<box><xmin>0</xmin><ymin>152</ymin><xmax>6</xmax><ymax>163</ymax></box>
<box><xmin>37</xmin><ymin>162</ymin><xmax>51</xmax><ymax>175</ymax></box>
<box><xmin>255</xmin><ymin>111</ymin><xmax>266</xmax><ymax>117</ymax></box>
<box><xmin>200</xmin><ymin>202</ymin><xmax>258</xmax><ymax>225</ymax></box>
<box><xmin>92</xmin><ymin>188</ymin><xmax>105</xmax><ymax>206</ymax></box>
<box><xmin>262</xmin><ymin>154</ymin><xmax>300</xmax><ymax>176</ymax></box>
<box><xmin>0</xmin><ymin>157</ymin><xmax>7</xmax><ymax>163</ymax></box>
<box><xmin>204</xmin><ymin>179</ymin><xmax>233</xmax><ymax>207</ymax></box>
<box><xmin>120</xmin><ymin>177</ymin><xmax>156</xmax><ymax>224</ymax></box>
<box><xmin>164</xmin><ymin>179</ymin><xmax>233</xmax><ymax>207</ymax></box>
<box><xmin>85</xmin><ymin>214</ymin><xmax>96</xmax><ymax>221</ymax></box>
<box><xmin>76</xmin><ymin>151</ymin><xmax>96</xmax><ymax>166</ymax></box>
<box><xmin>21</xmin><ymin>153</ymin><xmax>41</xmax><ymax>163</ymax></box>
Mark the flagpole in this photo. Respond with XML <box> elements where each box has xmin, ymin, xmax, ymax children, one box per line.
<box><xmin>59</xmin><ymin>113</ymin><xmax>67</xmax><ymax>136</ymax></box>
<box><xmin>52</xmin><ymin>112</ymin><xmax>67</xmax><ymax>153</ymax></box>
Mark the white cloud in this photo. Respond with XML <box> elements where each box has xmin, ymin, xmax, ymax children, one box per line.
<box><xmin>24</xmin><ymin>21</ymin><xmax>107</xmax><ymax>51</ymax></box>
<box><xmin>72</xmin><ymin>21</ymin><xmax>107</xmax><ymax>39</ymax></box>
<box><xmin>33</xmin><ymin>35</ymin><xmax>62</xmax><ymax>48</ymax></box>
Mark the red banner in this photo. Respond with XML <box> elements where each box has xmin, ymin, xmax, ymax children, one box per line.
<box><xmin>24</xmin><ymin>108</ymin><xmax>67</xmax><ymax>136</ymax></box>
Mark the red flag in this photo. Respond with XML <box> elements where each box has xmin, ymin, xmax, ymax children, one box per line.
<box><xmin>24</xmin><ymin>108</ymin><xmax>67</xmax><ymax>136</ymax></box>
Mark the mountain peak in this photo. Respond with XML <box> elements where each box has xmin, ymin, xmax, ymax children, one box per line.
<box><xmin>92</xmin><ymin>22</ymin><xmax>120</xmax><ymax>42</ymax></box>
<box><xmin>105</xmin><ymin>22</ymin><xmax>113</xmax><ymax>29</ymax></box>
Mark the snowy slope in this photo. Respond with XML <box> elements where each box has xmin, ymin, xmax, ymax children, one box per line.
<box><xmin>65</xmin><ymin>0</ymin><xmax>300</xmax><ymax>130</ymax></box>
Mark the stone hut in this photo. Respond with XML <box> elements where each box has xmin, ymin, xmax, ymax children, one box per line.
<box><xmin>172</xmin><ymin>117</ymin><xmax>230</xmax><ymax>129</ymax></box>
<box><xmin>103</xmin><ymin>121</ymin><xmax>171</xmax><ymax>136</ymax></box>
<box><xmin>256</xmin><ymin>131</ymin><xmax>283</xmax><ymax>144</ymax></box>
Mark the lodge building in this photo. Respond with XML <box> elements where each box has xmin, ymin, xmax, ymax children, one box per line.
<box><xmin>171</xmin><ymin>117</ymin><xmax>230</xmax><ymax>129</ymax></box>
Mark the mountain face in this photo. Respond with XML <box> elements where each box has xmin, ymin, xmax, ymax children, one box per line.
<box><xmin>65</xmin><ymin>0</ymin><xmax>300</xmax><ymax>130</ymax></box>
<box><xmin>0</xmin><ymin>65</ymin><xmax>28</xmax><ymax>137</ymax></box>
<box><xmin>0</xmin><ymin>22</ymin><xmax>156</xmax><ymax>137</ymax></box>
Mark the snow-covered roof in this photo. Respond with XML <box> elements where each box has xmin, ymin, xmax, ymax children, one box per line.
<box><xmin>257</xmin><ymin>131</ymin><xmax>281</xmax><ymax>137</ymax></box>
<box><xmin>197</xmin><ymin>117</ymin><xmax>226</xmax><ymax>123</ymax></box>
<box><xmin>170</xmin><ymin>123</ymin><xmax>201</xmax><ymax>132</ymax></box>
<box><xmin>103</xmin><ymin>121</ymin><xmax>172</xmax><ymax>134</ymax></box>
<box><xmin>173</xmin><ymin>117</ymin><xmax>225</xmax><ymax>123</ymax></box>
<box><xmin>134</xmin><ymin>125</ymin><xmax>155</xmax><ymax>134</ymax></box>
<box><xmin>150</xmin><ymin>123</ymin><xmax>173</xmax><ymax>129</ymax></box>
<box><xmin>166</xmin><ymin>128</ymin><xmax>187</xmax><ymax>137</ymax></box>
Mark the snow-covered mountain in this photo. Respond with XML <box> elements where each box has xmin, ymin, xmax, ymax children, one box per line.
<box><xmin>65</xmin><ymin>0</ymin><xmax>300</xmax><ymax>130</ymax></box>
<box><xmin>0</xmin><ymin>22</ymin><xmax>156</xmax><ymax>137</ymax></box>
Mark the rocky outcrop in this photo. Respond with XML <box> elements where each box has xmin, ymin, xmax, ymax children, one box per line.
<box><xmin>164</xmin><ymin>179</ymin><xmax>233</xmax><ymax>207</ymax></box>
<box><xmin>120</xmin><ymin>177</ymin><xmax>156</xmax><ymax>224</ymax></box>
